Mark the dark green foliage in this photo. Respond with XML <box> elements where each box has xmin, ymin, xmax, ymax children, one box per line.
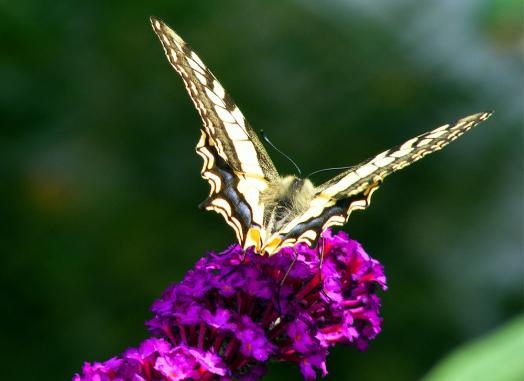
<box><xmin>0</xmin><ymin>1</ymin><xmax>521</xmax><ymax>380</ymax></box>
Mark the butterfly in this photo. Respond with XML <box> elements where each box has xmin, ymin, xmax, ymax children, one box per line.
<box><xmin>150</xmin><ymin>17</ymin><xmax>492</xmax><ymax>256</ymax></box>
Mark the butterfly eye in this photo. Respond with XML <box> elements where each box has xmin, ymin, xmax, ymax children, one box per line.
<box><xmin>291</xmin><ymin>178</ymin><xmax>303</xmax><ymax>193</ymax></box>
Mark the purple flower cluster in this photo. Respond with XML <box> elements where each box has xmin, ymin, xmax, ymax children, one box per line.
<box><xmin>73</xmin><ymin>338</ymin><xmax>228</xmax><ymax>381</ymax></box>
<box><xmin>73</xmin><ymin>230</ymin><xmax>386</xmax><ymax>380</ymax></box>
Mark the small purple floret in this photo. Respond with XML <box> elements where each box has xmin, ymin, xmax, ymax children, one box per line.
<box><xmin>73</xmin><ymin>229</ymin><xmax>386</xmax><ymax>380</ymax></box>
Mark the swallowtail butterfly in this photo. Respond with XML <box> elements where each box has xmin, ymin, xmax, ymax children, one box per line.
<box><xmin>151</xmin><ymin>17</ymin><xmax>492</xmax><ymax>255</ymax></box>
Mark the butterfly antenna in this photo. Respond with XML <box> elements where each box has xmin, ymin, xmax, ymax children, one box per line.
<box><xmin>260</xmin><ymin>129</ymin><xmax>302</xmax><ymax>176</ymax></box>
<box><xmin>307</xmin><ymin>166</ymin><xmax>354</xmax><ymax>178</ymax></box>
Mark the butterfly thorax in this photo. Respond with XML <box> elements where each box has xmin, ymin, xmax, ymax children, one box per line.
<box><xmin>260</xmin><ymin>176</ymin><xmax>315</xmax><ymax>234</ymax></box>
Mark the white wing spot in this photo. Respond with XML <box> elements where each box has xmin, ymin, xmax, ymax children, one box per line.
<box><xmin>172</xmin><ymin>39</ymin><xmax>183</xmax><ymax>50</ymax></box>
<box><xmin>400</xmin><ymin>137</ymin><xmax>418</xmax><ymax>151</ymax></box>
<box><xmin>427</xmin><ymin>130</ymin><xmax>447</xmax><ymax>139</ymax></box>
<box><xmin>213</xmin><ymin>80</ymin><xmax>226</xmax><ymax>99</ymax></box>
<box><xmin>433</xmin><ymin>124</ymin><xmax>449</xmax><ymax>132</ymax></box>
<box><xmin>322</xmin><ymin>215</ymin><xmax>346</xmax><ymax>231</ymax></box>
<box><xmin>205</xmin><ymin>172</ymin><xmax>222</xmax><ymax>194</ymax></box>
<box><xmin>214</xmin><ymin>105</ymin><xmax>236</xmax><ymax>123</ymax></box>
<box><xmin>373</xmin><ymin>156</ymin><xmax>395</xmax><ymax>167</ymax></box>
<box><xmin>191</xmin><ymin>52</ymin><xmax>206</xmax><ymax>69</ymax></box>
<box><xmin>214</xmin><ymin>137</ymin><xmax>225</xmax><ymax>157</ymax></box>
<box><xmin>211</xmin><ymin>198</ymin><xmax>232</xmax><ymax>216</ymax></box>
<box><xmin>231</xmin><ymin>107</ymin><xmax>246</xmax><ymax>129</ymax></box>
<box><xmin>356</xmin><ymin>163</ymin><xmax>377</xmax><ymax>177</ymax></box>
<box><xmin>453</xmin><ymin>121</ymin><xmax>467</xmax><ymax>129</ymax></box>
<box><xmin>195</xmin><ymin>71</ymin><xmax>207</xmax><ymax>85</ymax></box>
<box><xmin>189</xmin><ymin>81</ymin><xmax>198</xmax><ymax>95</ymax></box>
<box><xmin>162</xmin><ymin>35</ymin><xmax>171</xmax><ymax>46</ymax></box>
<box><xmin>187</xmin><ymin>57</ymin><xmax>205</xmax><ymax>75</ymax></box>
<box><xmin>197</xmin><ymin>146</ymin><xmax>215</xmax><ymax>170</ymax></box>
<box><xmin>237</xmin><ymin>178</ymin><xmax>266</xmax><ymax>224</ymax></box>
<box><xmin>350</xmin><ymin>199</ymin><xmax>368</xmax><ymax>209</ymax></box>
<box><xmin>417</xmin><ymin>138</ymin><xmax>432</xmax><ymax>147</ymax></box>
<box><xmin>234</xmin><ymin>141</ymin><xmax>260</xmax><ymax>167</ymax></box>
<box><xmin>205</xmin><ymin>88</ymin><xmax>225</xmax><ymax>107</ymax></box>
<box><xmin>323</xmin><ymin>172</ymin><xmax>360</xmax><ymax>197</ymax></box>
<box><xmin>224</xmin><ymin>121</ymin><xmax>248</xmax><ymax>140</ymax></box>
<box><xmin>391</xmin><ymin>149</ymin><xmax>411</xmax><ymax>158</ymax></box>
<box><xmin>169</xmin><ymin>50</ymin><xmax>178</xmax><ymax>62</ymax></box>
<box><xmin>227</xmin><ymin>217</ymin><xmax>243</xmax><ymax>242</ymax></box>
<box><xmin>373</xmin><ymin>151</ymin><xmax>388</xmax><ymax>161</ymax></box>
<box><xmin>178</xmin><ymin>66</ymin><xmax>189</xmax><ymax>78</ymax></box>
<box><xmin>299</xmin><ymin>230</ymin><xmax>317</xmax><ymax>243</ymax></box>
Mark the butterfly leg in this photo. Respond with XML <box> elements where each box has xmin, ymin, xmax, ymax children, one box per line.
<box><xmin>318</xmin><ymin>237</ymin><xmax>333</xmax><ymax>303</ymax></box>
<box><xmin>275</xmin><ymin>247</ymin><xmax>298</xmax><ymax>315</ymax></box>
<box><xmin>239</xmin><ymin>247</ymin><xmax>248</xmax><ymax>265</ymax></box>
<box><xmin>280</xmin><ymin>247</ymin><xmax>298</xmax><ymax>286</ymax></box>
<box><xmin>319</xmin><ymin>236</ymin><xmax>325</xmax><ymax>268</ymax></box>
<box><xmin>214</xmin><ymin>244</ymin><xmax>239</xmax><ymax>257</ymax></box>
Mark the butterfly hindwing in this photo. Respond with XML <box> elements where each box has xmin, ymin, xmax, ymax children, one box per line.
<box><xmin>196</xmin><ymin>128</ymin><xmax>253</xmax><ymax>244</ymax></box>
<box><xmin>151</xmin><ymin>17</ymin><xmax>279</xmax><ymax>248</ymax></box>
<box><xmin>262</xmin><ymin>112</ymin><xmax>492</xmax><ymax>253</ymax></box>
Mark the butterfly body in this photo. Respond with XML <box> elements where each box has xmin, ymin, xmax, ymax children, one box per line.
<box><xmin>261</xmin><ymin>176</ymin><xmax>315</xmax><ymax>233</ymax></box>
<box><xmin>151</xmin><ymin>17</ymin><xmax>492</xmax><ymax>256</ymax></box>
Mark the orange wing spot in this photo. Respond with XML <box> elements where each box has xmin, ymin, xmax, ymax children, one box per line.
<box><xmin>262</xmin><ymin>236</ymin><xmax>283</xmax><ymax>257</ymax></box>
<box><xmin>244</xmin><ymin>227</ymin><xmax>262</xmax><ymax>253</ymax></box>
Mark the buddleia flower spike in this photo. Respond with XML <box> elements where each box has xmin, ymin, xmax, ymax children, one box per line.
<box><xmin>73</xmin><ymin>230</ymin><xmax>386</xmax><ymax>380</ymax></box>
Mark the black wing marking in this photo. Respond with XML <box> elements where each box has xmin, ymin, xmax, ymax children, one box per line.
<box><xmin>196</xmin><ymin>129</ymin><xmax>254</xmax><ymax>244</ymax></box>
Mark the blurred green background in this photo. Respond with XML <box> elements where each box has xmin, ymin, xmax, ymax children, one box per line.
<box><xmin>1</xmin><ymin>0</ymin><xmax>522</xmax><ymax>380</ymax></box>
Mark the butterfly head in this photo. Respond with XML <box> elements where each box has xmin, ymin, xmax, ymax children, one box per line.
<box><xmin>291</xmin><ymin>176</ymin><xmax>307</xmax><ymax>193</ymax></box>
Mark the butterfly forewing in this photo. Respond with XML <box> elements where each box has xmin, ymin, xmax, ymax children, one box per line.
<box><xmin>262</xmin><ymin>111</ymin><xmax>493</xmax><ymax>253</ymax></box>
<box><xmin>317</xmin><ymin>111</ymin><xmax>492</xmax><ymax>200</ymax></box>
<box><xmin>151</xmin><ymin>17</ymin><xmax>279</xmax><ymax>249</ymax></box>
